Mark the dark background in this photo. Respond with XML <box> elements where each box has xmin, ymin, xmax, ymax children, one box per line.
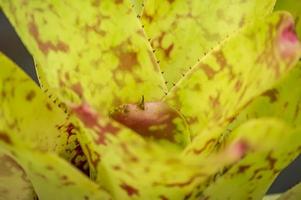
<box><xmin>0</xmin><ymin>10</ymin><xmax>300</xmax><ymax>194</ymax></box>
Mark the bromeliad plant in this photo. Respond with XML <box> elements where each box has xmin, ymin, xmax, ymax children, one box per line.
<box><xmin>1</xmin><ymin>0</ymin><xmax>301</xmax><ymax>199</ymax></box>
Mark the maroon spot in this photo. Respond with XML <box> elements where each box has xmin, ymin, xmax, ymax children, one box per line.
<box><xmin>266</xmin><ymin>152</ymin><xmax>277</xmax><ymax>169</ymax></box>
<box><xmin>234</xmin><ymin>80</ymin><xmax>243</xmax><ymax>92</ymax></box>
<box><xmin>71</xmin><ymin>82</ymin><xmax>84</xmax><ymax>97</ymax></box>
<box><xmin>0</xmin><ymin>132</ymin><xmax>11</xmax><ymax>144</ymax></box>
<box><xmin>155</xmin><ymin>173</ymin><xmax>205</xmax><ymax>188</ymax></box>
<box><xmin>66</xmin><ymin>123</ymin><xmax>75</xmax><ymax>137</ymax></box>
<box><xmin>191</xmin><ymin>138</ymin><xmax>217</xmax><ymax>155</ymax></box>
<box><xmin>262</xmin><ymin>89</ymin><xmax>279</xmax><ymax>103</ymax></box>
<box><xmin>118</xmin><ymin>51</ymin><xmax>138</xmax><ymax>71</ymax></box>
<box><xmin>71</xmin><ymin>103</ymin><xmax>120</xmax><ymax>145</ymax></box>
<box><xmin>199</xmin><ymin>63</ymin><xmax>217</xmax><ymax>80</ymax></box>
<box><xmin>72</xmin><ymin>103</ymin><xmax>99</xmax><ymax>128</ymax></box>
<box><xmin>237</xmin><ymin>165</ymin><xmax>250</xmax><ymax>173</ymax></box>
<box><xmin>26</xmin><ymin>90</ymin><xmax>36</xmax><ymax>101</ymax></box>
<box><xmin>164</xmin><ymin>44</ymin><xmax>174</xmax><ymax>58</ymax></box>
<box><xmin>120</xmin><ymin>183</ymin><xmax>139</xmax><ymax>196</ymax></box>
<box><xmin>159</xmin><ymin>195</ymin><xmax>169</xmax><ymax>200</ymax></box>
<box><xmin>28</xmin><ymin>16</ymin><xmax>69</xmax><ymax>55</ymax></box>
<box><xmin>46</xmin><ymin>103</ymin><xmax>52</xmax><ymax>111</ymax></box>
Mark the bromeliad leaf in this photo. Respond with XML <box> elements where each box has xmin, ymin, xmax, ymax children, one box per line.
<box><xmin>0</xmin><ymin>152</ymin><xmax>36</xmax><ymax>200</ymax></box>
<box><xmin>223</xmin><ymin>61</ymin><xmax>301</xmax><ymax>138</ymax></box>
<box><xmin>0</xmin><ymin>52</ymin><xmax>81</xmax><ymax>162</ymax></box>
<box><xmin>166</xmin><ymin>12</ymin><xmax>301</xmax><ymax>139</ymax></box>
<box><xmin>73</xmin><ymin>116</ymin><xmax>247</xmax><ymax>200</ymax></box>
<box><xmin>130</xmin><ymin>0</ymin><xmax>144</xmax><ymax>16</ymax></box>
<box><xmin>0</xmin><ymin>0</ymin><xmax>167</xmax><ymax>117</ymax></box>
<box><xmin>189</xmin><ymin>118</ymin><xmax>301</xmax><ymax>200</ymax></box>
<box><xmin>0</xmin><ymin>137</ymin><xmax>112</xmax><ymax>200</ymax></box>
<box><xmin>141</xmin><ymin>0</ymin><xmax>276</xmax><ymax>88</ymax></box>
<box><xmin>0</xmin><ymin>53</ymin><xmax>112</xmax><ymax>200</ymax></box>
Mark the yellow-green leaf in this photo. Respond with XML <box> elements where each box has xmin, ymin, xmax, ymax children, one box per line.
<box><xmin>77</xmin><ymin>124</ymin><xmax>244</xmax><ymax>200</ymax></box>
<box><xmin>0</xmin><ymin>137</ymin><xmax>112</xmax><ymax>200</ymax></box>
<box><xmin>142</xmin><ymin>0</ymin><xmax>276</xmax><ymax>88</ymax></box>
<box><xmin>0</xmin><ymin>0</ymin><xmax>167</xmax><ymax>117</ymax></box>
<box><xmin>0</xmin><ymin>53</ymin><xmax>65</xmax><ymax>154</ymax></box>
<box><xmin>166</xmin><ymin>12</ymin><xmax>301</xmax><ymax>140</ymax></box>
<box><xmin>130</xmin><ymin>0</ymin><xmax>144</xmax><ymax>16</ymax></box>
<box><xmin>189</xmin><ymin>118</ymin><xmax>301</xmax><ymax>200</ymax></box>
<box><xmin>223</xmin><ymin>61</ymin><xmax>301</xmax><ymax>137</ymax></box>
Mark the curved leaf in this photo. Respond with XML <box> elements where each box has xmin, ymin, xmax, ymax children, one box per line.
<box><xmin>0</xmin><ymin>151</ymin><xmax>36</xmax><ymax>200</ymax></box>
<box><xmin>166</xmin><ymin>12</ymin><xmax>301</xmax><ymax>140</ymax></box>
<box><xmin>142</xmin><ymin>0</ymin><xmax>276</xmax><ymax>88</ymax></box>
<box><xmin>0</xmin><ymin>52</ymin><xmax>80</xmax><ymax>160</ymax></box>
<box><xmin>189</xmin><ymin>118</ymin><xmax>301</xmax><ymax>200</ymax></box>
<box><xmin>0</xmin><ymin>137</ymin><xmax>112</xmax><ymax>200</ymax></box>
<box><xmin>73</xmin><ymin>116</ymin><xmax>245</xmax><ymax>200</ymax></box>
<box><xmin>0</xmin><ymin>0</ymin><xmax>167</xmax><ymax>117</ymax></box>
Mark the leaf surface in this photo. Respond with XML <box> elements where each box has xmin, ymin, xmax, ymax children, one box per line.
<box><xmin>142</xmin><ymin>0</ymin><xmax>276</xmax><ymax>88</ymax></box>
<box><xmin>188</xmin><ymin>118</ymin><xmax>301</xmax><ymax>200</ymax></box>
<box><xmin>0</xmin><ymin>151</ymin><xmax>36</xmax><ymax>200</ymax></box>
<box><xmin>166</xmin><ymin>12</ymin><xmax>301</xmax><ymax>139</ymax></box>
<box><xmin>0</xmin><ymin>0</ymin><xmax>167</xmax><ymax>116</ymax></box>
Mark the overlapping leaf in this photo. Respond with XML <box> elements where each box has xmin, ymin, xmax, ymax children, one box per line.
<box><xmin>188</xmin><ymin>118</ymin><xmax>301</xmax><ymax>200</ymax></box>
<box><xmin>0</xmin><ymin>52</ymin><xmax>81</xmax><ymax>161</ymax></box>
<box><xmin>0</xmin><ymin>54</ymin><xmax>106</xmax><ymax>199</ymax></box>
<box><xmin>72</xmin><ymin>113</ymin><xmax>247</xmax><ymax>200</ymax></box>
<box><xmin>0</xmin><ymin>134</ymin><xmax>112</xmax><ymax>200</ymax></box>
<box><xmin>0</xmin><ymin>151</ymin><xmax>36</xmax><ymax>200</ymax></box>
<box><xmin>141</xmin><ymin>0</ymin><xmax>276</xmax><ymax>88</ymax></box>
<box><xmin>276</xmin><ymin>181</ymin><xmax>301</xmax><ymax>200</ymax></box>
<box><xmin>0</xmin><ymin>0</ymin><xmax>167</xmax><ymax>118</ymax></box>
<box><xmin>166</xmin><ymin>12</ymin><xmax>301</xmax><ymax>140</ymax></box>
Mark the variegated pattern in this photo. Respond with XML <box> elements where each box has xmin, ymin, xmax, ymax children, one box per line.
<box><xmin>141</xmin><ymin>0</ymin><xmax>276</xmax><ymax>89</ymax></box>
<box><xmin>0</xmin><ymin>0</ymin><xmax>301</xmax><ymax>200</ymax></box>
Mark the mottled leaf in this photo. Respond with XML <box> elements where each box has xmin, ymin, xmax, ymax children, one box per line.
<box><xmin>142</xmin><ymin>0</ymin><xmax>276</xmax><ymax>88</ymax></box>
<box><xmin>0</xmin><ymin>151</ymin><xmax>36</xmax><ymax>200</ymax></box>
<box><xmin>222</xmin><ymin>61</ymin><xmax>301</xmax><ymax>139</ymax></box>
<box><xmin>73</xmin><ymin>115</ymin><xmax>246</xmax><ymax>200</ymax></box>
<box><xmin>0</xmin><ymin>137</ymin><xmax>112</xmax><ymax>200</ymax></box>
<box><xmin>188</xmin><ymin>118</ymin><xmax>301</xmax><ymax>200</ymax></box>
<box><xmin>166</xmin><ymin>12</ymin><xmax>301</xmax><ymax>140</ymax></box>
<box><xmin>0</xmin><ymin>52</ymin><xmax>89</xmax><ymax>174</ymax></box>
<box><xmin>0</xmin><ymin>0</ymin><xmax>167</xmax><ymax>117</ymax></box>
